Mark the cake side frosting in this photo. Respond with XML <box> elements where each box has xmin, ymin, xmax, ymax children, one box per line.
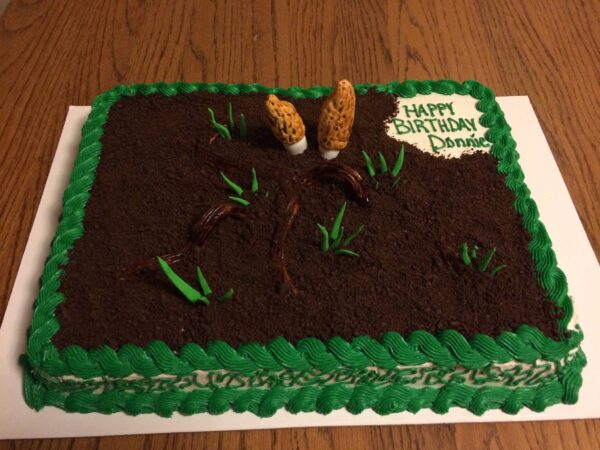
<box><xmin>22</xmin><ymin>80</ymin><xmax>585</xmax><ymax>417</ymax></box>
<box><xmin>25</xmin><ymin>348</ymin><xmax>583</xmax><ymax>416</ymax></box>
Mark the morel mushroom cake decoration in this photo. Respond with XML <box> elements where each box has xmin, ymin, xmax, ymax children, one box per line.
<box><xmin>318</xmin><ymin>79</ymin><xmax>356</xmax><ymax>160</ymax></box>
<box><xmin>265</xmin><ymin>94</ymin><xmax>307</xmax><ymax>155</ymax></box>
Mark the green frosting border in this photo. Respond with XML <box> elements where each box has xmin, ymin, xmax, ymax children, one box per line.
<box><xmin>24</xmin><ymin>80</ymin><xmax>585</xmax><ymax>417</ymax></box>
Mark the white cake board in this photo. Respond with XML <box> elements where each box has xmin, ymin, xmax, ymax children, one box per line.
<box><xmin>1</xmin><ymin>98</ymin><xmax>599</xmax><ymax>439</ymax></box>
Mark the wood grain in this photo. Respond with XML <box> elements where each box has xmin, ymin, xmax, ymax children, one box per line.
<box><xmin>1</xmin><ymin>0</ymin><xmax>599</xmax><ymax>448</ymax></box>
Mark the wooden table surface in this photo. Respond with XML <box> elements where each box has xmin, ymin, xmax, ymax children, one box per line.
<box><xmin>1</xmin><ymin>0</ymin><xmax>599</xmax><ymax>448</ymax></box>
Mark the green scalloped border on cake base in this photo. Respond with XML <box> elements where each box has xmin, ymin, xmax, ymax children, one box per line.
<box><xmin>23</xmin><ymin>80</ymin><xmax>585</xmax><ymax>417</ymax></box>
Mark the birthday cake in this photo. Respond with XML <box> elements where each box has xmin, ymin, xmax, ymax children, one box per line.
<box><xmin>23</xmin><ymin>80</ymin><xmax>585</xmax><ymax>417</ymax></box>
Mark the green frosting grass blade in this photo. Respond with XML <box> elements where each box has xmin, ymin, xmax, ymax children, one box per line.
<box><xmin>251</xmin><ymin>167</ymin><xmax>259</xmax><ymax>193</ymax></box>
<box><xmin>239</xmin><ymin>113</ymin><xmax>247</xmax><ymax>138</ymax></box>
<box><xmin>228</xmin><ymin>196</ymin><xmax>250</xmax><ymax>207</ymax></box>
<box><xmin>460</xmin><ymin>242</ymin><xmax>472</xmax><ymax>266</ymax></box>
<box><xmin>228</xmin><ymin>102</ymin><xmax>235</xmax><ymax>131</ymax></box>
<box><xmin>378</xmin><ymin>152</ymin><xmax>388</xmax><ymax>174</ymax></box>
<box><xmin>490</xmin><ymin>264</ymin><xmax>507</xmax><ymax>277</ymax></box>
<box><xmin>207</xmin><ymin>107</ymin><xmax>217</xmax><ymax>125</ymax></box>
<box><xmin>208</xmin><ymin>108</ymin><xmax>231</xmax><ymax>140</ymax></box>
<box><xmin>332</xmin><ymin>226</ymin><xmax>345</xmax><ymax>249</ymax></box>
<box><xmin>470</xmin><ymin>245</ymin><xmax>478</xmax><ymax>259</ymax></box>
<box><xmin>196</xmin><ymin>266</ymin><xmax>213</xmax><ymax>296</ymax></box>
<box><xmin>317</xmin><ymin>224</ymin><xmax>330</xmax><ymax>252</ymax></box>
<box><xmin>157</xmin><ymin>257</ymin><xmax>208</xmax><ymax>304</ymax></box>
<box><xmin>391</xmin><ymin>145</ymin><xmax>405</xmax><ymax>177</ymax></box>
<box><xmin>361</xmin><ymin>151</ymin><xmax>376</xmax><ymax>177</ymax></box>
<box><xmin>335</xmin><ymin>249</ymin><xmax>359</xmax><ymax>257</ymax></box>
<box><xmin>478</xmin><ymin>247</ymin><xmax>497</xmax><ymax>272</ymax></box>
<box><xmin>343</xmin><ymin>224</ymin><xmax>364</xmax><ymax>247</ymax></box>
<box><xmin>219</xmin><ymin>288</ymin><xmax>234</xmax><ymax>302</ymax></box>
<box><xmin>218</xmin><ymin>123</ymin><xmax>232</xmax><ymax>140</ymax></box>
<box><xmin>221</xmin><ymin>172</ymin><xmax>244</xmax><ymax>196</ymax></box>
<box><xmin>331</xmin><ymin>202</ymin><xmax>347</xmax><ymax>241</ymax></box>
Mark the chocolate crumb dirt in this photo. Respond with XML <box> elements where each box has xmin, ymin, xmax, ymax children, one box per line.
<box><xmin>54</xmin><ymin>91</ymin><xmax>561</xmax><ymax>349</ymax></box>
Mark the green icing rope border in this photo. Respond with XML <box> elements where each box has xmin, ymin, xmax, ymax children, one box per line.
<box><xmin>24</xmin><ymin>80</ymin><xmax>585</xmax><ymax>417</ymax></box>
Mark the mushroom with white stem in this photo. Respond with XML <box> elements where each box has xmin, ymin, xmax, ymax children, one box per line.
<box><xmin>265</xmin><ymin>94</ymin><xmax>307</xmax><ymax>155</ymax></box>
<box><xmin>317</xmin><ymin>80</ymin><xmax>356</xmax><ymax>160</ymax></box>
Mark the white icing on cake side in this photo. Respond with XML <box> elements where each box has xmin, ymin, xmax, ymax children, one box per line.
<box><xmin>54</xmin><ymin>353</ymin><xmax>576</xmax><ymax>393</ymax></box>
<box><xmin>385</xmin><ymin>93</ymin><xmax>491</xmax><ymax>158</ymax></box>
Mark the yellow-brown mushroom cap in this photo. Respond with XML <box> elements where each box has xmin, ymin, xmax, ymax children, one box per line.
<box><xmin>265</xmin><ymin>95</ymin><xmax>306</xmax><ymax>145</ymax></box>
<box><xmin>318</xmin><ymin>80</ymin><xmax>356</xmax><ymax>151</ymax></box>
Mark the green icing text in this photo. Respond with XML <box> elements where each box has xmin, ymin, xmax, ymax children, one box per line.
<box><xmin>391</xmin><ymin>101</ymin><xmax>491</xmax><ymax>153</ymax></box>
